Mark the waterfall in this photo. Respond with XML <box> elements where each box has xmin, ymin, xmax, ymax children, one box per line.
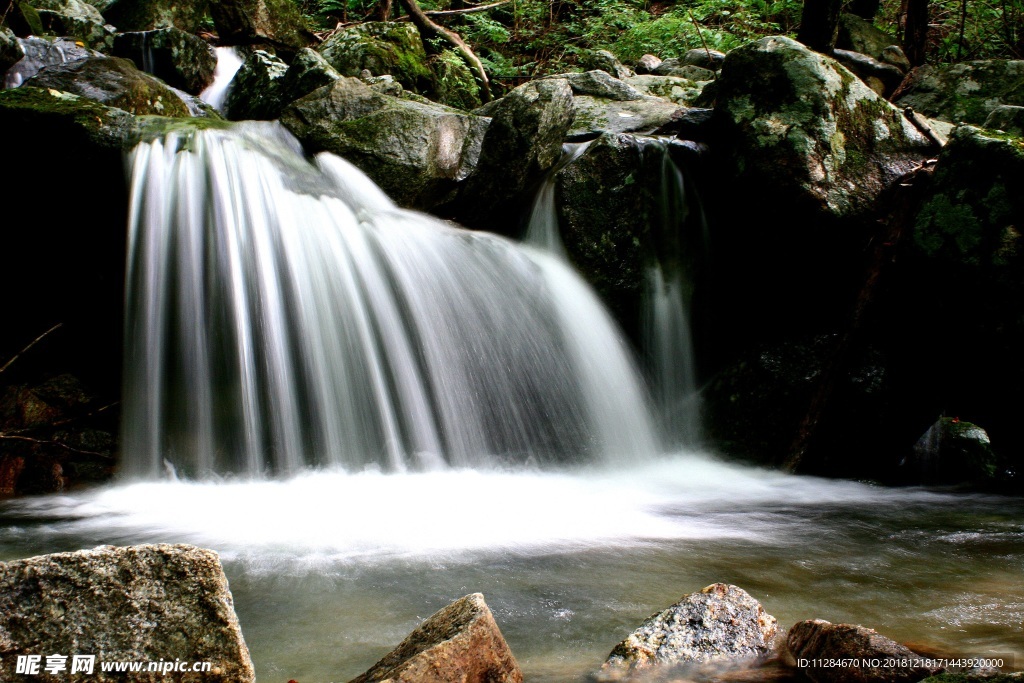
<box><xmin>121</xmin><ymin>123</ymin><xmax>658</xmax><ymax>478</ymax></box>
<box><xmin>199</xmin><ymin>47</ymin><xmax>243</xmax><ymax>112</ymax></box>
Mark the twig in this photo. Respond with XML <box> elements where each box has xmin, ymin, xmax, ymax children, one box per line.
<box><xmin>0</xmin><ymin>323</ymin><xmax>63</xmax><ymax>376</ymax></box>
<box><xmin>687</xmin><ymin>9</ymin><xmax>716</xmax><ymax>80</ymax></box>
<box><xmin>395</xmin><ymin>0</ymin><xmax>510</xmax><ymax>17</ymax></box>
<box><xmin>0</xmin><ymin>433</ymin><xmax>115</xmax><ymax>459</ymax></box>
<box><xmin>3</xmin><ymin>401</ymin><xmax>121</xmax><ymax>437</ymax></box>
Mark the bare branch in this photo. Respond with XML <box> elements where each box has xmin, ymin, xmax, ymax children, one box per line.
<box><xmin>0</xmin><ymin>323</ymin><xmax>63</xmax><ymax>376</ymax></box>
<box><xmin>0</xmin><ymin>433</ymin><xmax>115</xmax><ymax>459</ymax></box>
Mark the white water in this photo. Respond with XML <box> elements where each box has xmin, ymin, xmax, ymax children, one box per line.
<box><xmin>198</xmin><ymin>46</ymin><xmax>243</xmax><ymax>112</ymax></box>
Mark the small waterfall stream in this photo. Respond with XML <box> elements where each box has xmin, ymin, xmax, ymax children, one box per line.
<box><xmin>199</xmin><ymin>46</ymin><xmax>243</xmax><ymax>112</ymax></box>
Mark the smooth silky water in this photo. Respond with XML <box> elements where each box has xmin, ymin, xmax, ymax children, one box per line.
<box><xmin>0</xmin><ymin>120</ymin><xmax>1021</xmax><ymax>682</ymax></box>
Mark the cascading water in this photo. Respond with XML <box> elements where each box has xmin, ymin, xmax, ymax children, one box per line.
<box><xmin>199</xmin><ymin>47</ymin><xmax>243</xmax><ymax>112</ymax></box>
<box><xmin>121</xmin><ymin>122</ymin><xmax>657</xmax><ymax>478</ymax></box>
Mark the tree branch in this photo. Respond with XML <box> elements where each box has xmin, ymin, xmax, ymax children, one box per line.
<box><xmin>0</xmin><ymin>323</ymin><xmax>63</xmax><ymax>376</ymax></box>
<box><xmin>0</xmin><ymin>433</ymin><xmax>115</xmax><ymax>459</ymax></box>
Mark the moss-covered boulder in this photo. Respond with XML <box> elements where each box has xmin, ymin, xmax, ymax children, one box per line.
<box><xmin>32</xmin><ymin>0</ymin><xmax>113</xmax><ymax>50</ymax></box>
<box><xmin>0</xmin><ymin>28</ymin><xmax>23</xmax><ymax>73</ymax></box>
<box><xmin>837</xmin><ymin>13</ymin><xmax>909</xmax><ymax>71</ymax></box>
<box><xmin>1</xmin><ymin>0</ymin><xmax>43</xmax><ymax>37</ymax></box>
<box><xmin>102</xmin><ymin>0</ymin><xmax>208</xmax><ymax>33</ymax></box>
<box><xmin>430</xmin><ymin>49</ymin><xmax>481</xmax><ymax>111</ymax></box>
<box><xmin>280</xmin><ymin>76</ymin><xmax>489</xmax><ymax>209</ymax></box>
<box><xmin>983</xmin><ymin>104</ymin><xmax>1024</xmax><ymax>137</ymax></box>
<box><xmin>208</xmin><ymin>0</ymin><xmax>314</xmax><ymax>56</ymax></box>
<box><xmin>318</xmin><ymin>22</ymin><xmax>433</xmax><ymax>95</ymax></box>
<box><xmin>223</xmin><ymin>49</ymin><xmax>288</xmax><ymax>120</ymax></box>
<box><xmin>25</xmin><ymin>55</ymin><xmax>191</xmax><ymax>116</ymax></box>
<box><xmin>113</xmin><ymin>27</ymin><xmax>217</xmax><ymax>94</ymax></box>
<box><xmin>582</xmin><ymin>48</ymin><xmax>631</xmax><ymax>80</ymax></box>
<box><xmin>710</xmin><ymin>35</ymin><xmax>931</xmax><ymax>221</ymax></box>
<box><xmin>277</xmin><ymin>46</ymin><xmax>340</xmax><ymax>110</ymax></box>
<box><xmin>624</xmin><ymin>74</ymin><xmax>706</xmax><ymax>106</ymax></box>
<box><xmin>894</xmin><ymin>60</ymin><xmax>1024</xmax><ymax>125</ymax></box>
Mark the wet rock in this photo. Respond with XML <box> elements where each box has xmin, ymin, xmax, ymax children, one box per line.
<box><xmin>984</xmin><ymin>105</ymin><xmax>1024</xmax><ymax>136</ymax></box>
<box><xmin>429</xmin><ymin>48</ymin><xmax>481</xmax><ymax>110</ymax></box>
<box><xmin>26</xmin><ymin>55</ymin><xmax>191</xmax><ymax>116</ymax></box>
<box><xmin>2</xmin><ymin>35</ymin><xmax>98</xmax><ymax>88</ymax></box>
<box><xmin>893</xmin><ymin>60</ymin><xmax>1024</xmax><ymax>125</ymax></box>
<box><xmin>113</xmin><ymin>27</ymin><xmax>217</xmax><ymax>95</ymax></box>
<box><xmin>584</xmin><ymin>49</ymin><xmax>632</xmax><ymax>80</ymax></box>
<box><xmin>624</xmin><ymin>74</ymin><xmax>706</xmax><ymax>106</ymax></box>
<box><xmin>0</xmin><ymin>28</ymin><xmax>23</xmax><ymax>74</ymax></box>
<box><xmin>0</xmin><ymin>544</ymin><xmax>255</xmax><ymax>682</ymax></box>
<box><xmin>223</xmin><ymin>49</ymin><xmax>288</xmax><ymax>120</ymax></box>
<box><xmin>833</xmin><ymin>49</ymin><xmax>905</xmax><ymax>97</ymax></box>
<box><xmin>32</xmin><ymin>0</ymin><xmax>113</xmax><ymax>50</ymax></box>
<box><xmin>635</xmin><ymin>53</ymin><xmax>662</xmax><ymax>74</ymax></box>
<box><xmin>209</xmin><ymin>0</ymin><xmax>314</xmax><ymax>56</ymax></box>
<box><xmin>903</xmin><ymin>417</ymin><xmax>1004</xmax><ymax>486</ymax></box>
<box><xmin>683</xmin><ymin>48</ymin><xmax>725</xmax><ymax>70</ymax></box>
<box><xmin>102</xmin><ymin>0</ymin><xmax>209</xmax><ymax>33</ymax></box>
<box><xmin>349</xmin><ymin>593</ymin><xmax>522</xmax><ymax>683</ymax></box>
<box><xmin>568</xmin><ymin>94</ymin><xmax>681</xmax><ymax>137</ymax></box>
<box><xmin>281</xmin><ymin>76</ymin><xmax>488</xmax><ymax>209</ymax></box>
<box><xmin>787</xmin><ymin>620</ymin><xmax>940</xmax><ymax>683</ymax></box>
<box><xmin>318</xmin><ymin>21</ymin><xmax>433</xmax><ymax>95</ymax></box>
<box><xmin>602</xmin><ymin>584</ymin><xmax>778</xmax><ymax>677</ymax></box>
<box><xmin>711</xmin><ymin>35</ymin><xmax>930</xmax><ymax>221</ymax></box>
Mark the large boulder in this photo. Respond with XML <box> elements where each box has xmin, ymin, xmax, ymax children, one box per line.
<box><xmin>348</xmin><ymin>593</ymin><xmax>522</xmax><ymax>683</ymax></box>
<box><xmin>223</xmin><ymin>49</ymin><xmax>288</xmax><ymax>120</ymax></box>
<box><xmin>893</xmin><ymin>60</ymin><xmax>1024</xmax><ymax>125</ymax></box>
<box><xmin>0</xmin><ymin>544</ymin><xmax>255</xmax><ymax>682</ymax></box>
<box><xmin>318</xmin><ymin>21</ymin><xmax>433</xmax><ymax>95</ymax></box>
<box><xmin>902</xmin><ymin>417</ymin><xmax>1004</xmax><ymax>486</ymax></box>
<box><xmin>113</xmin><ymin>27</ymin><xmax>217</xmax><ymax>94</ymax></box>
<box><xmin>601</xmin><ymin>583</ymin><xmax>778</xmax><ymax>676</ymax></box>
<box><xmin>102</xmin><ymin>0</ymin><xmax>208</xmax><ymax>33</ymax></box>
<box><xmin>2</xmin><ymin>35</ymin><xmax>97</xmax><ymax>88</ymax></box>
<box><xmin>281</xmin><ymin>76</ymin><xmax>488</xmax><ymax>209</ymax></box>
<box><xmin>208</xmin><ymin>0</ymin><xmax>314</xmax><ymax>56</ymax></box>
<box><xmin>787</xmin><ymin>620</ymin><xmax>941</xmax><ymax>683</ymax></box>
<box><xmin>31</xmin><ymin>0</ymin><xmax>113</xmax><ymax>50</ymax></box>
<box><xmin>276</xmin><ymin>46</ymin><xmax>341</xmax><ymax>110</ymax></box>
<box><xmin>25</xmin><ymin>56</ymin><xmax>192</xmax><ymax>116</ymax></box>
<box><xmin>569</xmin><ymin>94</ymin><xmax>681</xmax><ymax>138</ymax></box>
<box><xmin>710</xmin><ymin>35</ymin><xmax>931</xmax><ymax>222</ymax></box>
<box><xmin>583</xmin><ymin>49</ymin><xmax>632</xmax><ymax>80</ymax></box>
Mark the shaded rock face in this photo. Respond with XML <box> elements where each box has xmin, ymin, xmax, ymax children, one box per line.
<box><xmin>894</xmin><ymin>60</ymin><xmax>1024</xmax><ymax>125</ymax></box>
<box><xmin>32</xmin><ymin>0</ymin><xmax>113</xmax><ymax>51</ymax></box>
<box><xmin>903</xmin><ymin>417</ymin><xmax>1002</xmax><ymax>486</ymax></box>
<box><xmin>318</xmin><ymin>21</ymin><xmax>433</xmax><ymax>95</ymax></box>
<box><xmin>711</xmin><ymin>35</ymin><xmax>931</xmax><ymax>221</ymax></box>
<box><xmin>281</xmin><ymin>76</ymin><xmax>488</xmax><ymax>209</ymax></box>
<box><xmin>602</xmin><ymin>584</ymin><xmax>778</xmax><ymax>676</ymax></box>
<box><xmin>26</xmin><ymin>56</ymin><xmax>191</xmax><ymax>117</ymax></box>
<box><xmin>833</xmin><ymin>49</ymin><xmax>905</xmax><ymax>98</ymax></box>
<box><xmin>837</xmin><ymin>13</ymin><xmax>909</xmax><ymax>71</ymax></box>
<box><xmin>0</xmin><ymin>28</ymin><xmax>23</xmax><ymax>73</ymax></box>
<box><xmin>984</xmin><ymin>104</ymin><xmax>1024</xmax><ymax>136</ymax></box>
<box><xmin>209</xmin><ymin>0</ymin><xmax>314</xmax><ymax>55</ymax></box>
<box><xmin>683</xmin><ymin>48</ymin><xmax>725</xmax><ymax>70</ymax></box>
<box><xmin>787</xmin><ymin>620</ymin><xmax>940</xmax><ymax>683</ymax></box>
<box><xmin>277</xmin><ymin>47</ymin><xmax>341</xmax><ymax>110</ymax></box>
<box><xmin>113</xmin><ymin>27</ymin><xmax>217</xmax><ymax>95</ymax></box>
<box><xmin>223</xmin><ymin>49</ymin><xmax>288</xmax><ymax>120</ymax></box>
<box><xmin>0</xmin><ymin>544</ymin><xmax>255</xmax><ymax>682</ymax></box>
<box><xmin>349</xmin><ymin>593</ymin><xmax>522</xmax><ymax>683</ymax></box>
<box><xmin>2</xmin><ymin>0</ymin><xmax>44</xmax><ymax>37</ymax></box>
<box><xmin>102</xmin><ymin>0</ymin><xmax>209</xmax><ymax>33</ymax></box>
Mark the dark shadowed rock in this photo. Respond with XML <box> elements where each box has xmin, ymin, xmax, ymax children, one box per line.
<box><xmin>113</xmin><ymin>27</ymin><xmax>217</xmax><ymax>94</ymax></box>
<box><xmin>26</xmin><ymin>56</ymin><xmax>191</xmax><ymax>117</ymax></box>
<box><xmin>277</xmin><ymin>47</ymin><xmax>341</xmax><ymax>109</ymax></box>
<box><xmin>602</xmin><ymin>583</ymin><xmax>778</xmax><ymax>676</ymax></box>
<box><xmin>102</xmin><ymin>0</ymin><xmax>209</xmax><ymax>33</ymax></box>
<box><xmin>833</xmin><ymin>49</ymin><xmax>905</xmax><ymax>97</ymax></box>
<box><xmin>223</xmin><ymin>49</ymin><xmax>288</xmax><ymax>120</ymax></box>
<box><xmin>903</xmin><ymin>417</ymin><xmax>1002</xmax><ymax>486</ymax></box>
<box><xmin>984</xmin><ymin>105</ymin><xmax>1024</xmax><ymax>136</ymax></box>
<box><xmin>894</xmin><ymin>60</ymin><xmax>1024</xmax><ymax>125</ymax></box>
<box><xmin>209</xmin><ymin>0</ymin><xmax>314</xmax><ymax>55</ymax></box>
<box><xmin>0</xmin><ymin>544</ymin><xmax>254</xmax><ymax>682</ymax></box>
<box><xmin>683</xmin><ymin>48</ymin><xmax>725</xmax><ymax>70</ymax></box>
<box><xmin>2</xmin><ymin>35</ymin><xmax>98</xmax><ymax>88</ymax></box>
<box><xmin>32</xmin><ymin>0</ymin><xmax>113</xmax><ymax>50</ymax></box>
<box><xmin>837</xmin><ymin>14</ymin><xmax>906</xmax><ymax>69</ymax></box>
<box><xmin>348</xmin><ymin>593</ymin><xmax>522</xmax><ymax>683</ymax></box>
<box><xmin>2</xmin><ymin>0</ymin><xmax>44</xmax><ymax>37</ymax></box>
<box><xmin>787</xmin><ymin>620</ymin><xmax>940</xmax><ymax>683</ymax></box>
<box><xmin>0</xmin><ymin>28</ymin><xmax>23</xmax><ymax>73</ymax></box>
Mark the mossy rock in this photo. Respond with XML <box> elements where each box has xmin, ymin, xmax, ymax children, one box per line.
<box><xmin>317</xmin><ymin>21</ymin><xmax>433</xmax><ymax>95</ymax></box>
<box><xmin>984</xmin><ymin>104</ymin><xmax>1024</xmax><ymax>137</ymax></box>
<box><xmin>113</xmin><ymin>27</ymin><xmax>218</xmax><ymax>94</ymax></box>
<box><xmin>102</xmin><ymin>0</ymin><xmax>209</xmax><ymax>33</ymax></box>
<box><xmin>0</xmin><ymin>83</ymin><xmax>136</xmax><ymax>146</ymax></box>
<box><xmin>277</xmin><ymin>47</ymin><xmax>341</xmax><ymax>110</ymax></box>
<box><xmin>32</xmin><ymin>0</ymin><xmax>113</xmax><ymax>50</ymax></box>
<box><xmin>1</xmin><ymin>1</ymin><xmax>44</xmax><ymax>37</ymax></box>
<box><xmin>1</xmin><ymin>28</ymin><xmax>24</xmax><ymax>73</ymax></box>
<box><xmin>894</xmin><ymin>60</ymin><xmax>1024</xmax><ymax>125</ymax></box>
<box><xmin>624</xmin><ymin>74</ymin><xmax>706</xmax><ymax>106</ymax></box>
<box><xmin>429</xmin><ymin>49</ymin><xmax>481</xmax><ymax>111</ymax></box>
<box><xmin>208</xmin><ymin>0</ymin><xmax>314</xmax><ymax>55</ymax></box>
<box><xmin>25</xmin><ymin>56</ymin><xmax>191</xmax><ymax>117</ymax></box>
<box><xmin>223</xmin><ymin>49</ymin><xmax>288</xmax><ymax>121</ymax></box>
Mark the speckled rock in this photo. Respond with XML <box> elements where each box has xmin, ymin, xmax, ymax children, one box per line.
<box><xmin>348</xmin><ymin>593</ymin><xmax>522</xmax><ymax>683</ymax></box>
<box><xmin>31</xmin><ymin>0</ymin><xmax>113</xmax><ymax>50</ymax></box>
<box><xmin>568</xmin><ymin>94</ymin><xmax>681</xmax><ymax>137</ymax></box>
<box><xmin>584</xmin><ymin>49</ymin><xmax>632</xmax><ymax>80</ymax></box>
<box><xmin>601</xmin><ymin>583</ymin><xmax>778</xmax><ymax>676</ymax></box>
<box><xmin>113</xmin><ymin>27</ymin><xmax>217</xmax><ymax>95</ymax></box>
<box><xmin>787</xmin><ymin>620</ymin><xmax>940</xmax><ymax>683</ymax></box>
<box><xmin>2</xmin><ymin>35</ymin><xmax>98</xmax><ymax>88</ymax></box>
<box><xmin>712</xmin><ymin>35</ymin><xmax>931</xmax><ymax>221</ymax></box>
<box><xmin>317</xmin><ymin>21</ymin><xmax>433</xmax><ymax>95</ymax></box>
<box><xmin>277</xmin><ymin>47</ymin><xmax>341</xmax><ymax>109</ymax></box>
<box><xmin>624</xmin><ymin>74</ymin><xmax>707</xmax><ymax>106</ymax></box>
<box><xmin>0</xmin><ymin>544</ymin><xmax>255</xmax><ymax>682</ymax></box>
<box><xmin>555</xmin><ymin>69</ymin><xmax>645</xmax><ymax>101</ymax></box>
<box><xmin>223</xmin><ymin>49</ymin><xmax>288</xmax><ymax>120</ymax></box>
<box><xmin>894</xmin><ymin>60</ymin><xmax>1024</xmax><ymax>125</ymax></box>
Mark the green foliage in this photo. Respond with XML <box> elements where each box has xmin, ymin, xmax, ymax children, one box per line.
<box><xmin>880</xmin><ymin>0</ymin><xmax>1023</xmax><ymax>61</ymax></box>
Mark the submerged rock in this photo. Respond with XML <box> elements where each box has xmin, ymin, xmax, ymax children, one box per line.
<box><xmin>0</xmin><ymin>544</ymin><xmax>255</xmax><ymax>682</ymax></box>
<box><xmin>113</xmin><ymin>27</ymin><xmax>217</xmax><ymax>95</ymax></box>
<box><xmin>318</xmin><ymin>21</ymin><xmax>433</xmax><ymax>95</ymax></box>
<box><xmin>787</xmin><ymin>620</ymin><xmax>940</xmax><ymax>683</ymax></box>
<box><xmin>348</xmin><ymin>593</ymin><xmax>522</xmax><ymax>683</ymax></box>
<box><xmin>601</xmin><ymin>583</ymin><xmax>778</xmax><ymax>676</ymax></box>
<box><xmin>223</xmin><ymin>49</ymin><xmax>288</xmax><ymax>120</ymax></box>
<box><xmin>281</xmin><ymin>76</ymin><xmax>488</xmax><ymax>209</ymax></box>
<box><xmin>25</xmin><ymin>56</ymin><xmax>191</xmax><ymax>117</ymax></box>
<box><xmin>893</xmin><ymin>60</ymin><xmax>1024</xmax><ymax>125</ymax></box>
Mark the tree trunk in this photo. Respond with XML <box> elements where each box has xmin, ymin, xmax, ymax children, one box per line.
<box><xmin>903</xmin><ymin>0</ymin><xmax>929</xmax><ymax>65</ymax></box>
<box><xmin>846</xmin><ymin>0</ymin><xmax>880</xmax><ymax>20</ymax></box>
<box><xmin>797</xmin><ymin>0</ymin><xmax>844</xmax><ymax>53</ymax></box>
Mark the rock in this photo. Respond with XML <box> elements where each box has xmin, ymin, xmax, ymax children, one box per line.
<box><xmin>893</xmin><ymin>60</ymin><xmax>1024</xmax><ymax>125</ymax></box>
<box><xmin>429</xmin><ymin>48</ymin><xmax>481</xmax><ymax>110</ymax></box>
<box><xmin>31</xmin><ymin>0</ymin><xmax>113</xmax><ymax>50</ymax></box>
<box><xmin>584</xmin><ymin>49</ymin><xmax>632</xmax><ymax>80</ymax></box>
<box><xmin>569</xmin><ymin>94</ymin><xmax>681</xmax><ymax>137</ymax></box>
<box><xmin>683</xmin><ymin>48</ymin><xmax>726</xmax><ymax>70</ymax></box>
<box><xmin>635</xmin><ymin>53</ymin><xmax>662</xmax><ymax>74</ymax></box>
<box><xmin>26</xmin><ymin>56</ymin><xmax>192</xmax><ymax>117</ymax></box>
<box><xmin>2</xmin><ymin>35</ymin><xmax>98</xmax><ymax>88</ymax></box>
<box><xmin>281</xmin><ymin>76</ymin><xmax>488</xmax><ymax>209</ymax></box>
<box><xmin>223</xmin><ymin>49</ymin><xmax>288</xmax><ymax>120</ymax></box>
<box><xmin>602</xmin><ymin>584</ymin><xmax>778</xmax><ymax>676</ymax></box>
<box><xmin>0</xmin><ymin>544</ymin><xmax>255</xmax><ymax>682</ymax></box>
<box><xmin>650</xmin><ymin>107</ymin><xmax>715</xmax><ymax>141</ymax></box>
<box><xmin>102</xmin><ymin>0</ymin><xmax>208</xmax><ymax>33</ymax></box>
<box><xmin>624</xmin><ymin>74</ymin><xmax>707</xmax><ymax>106</ymax></box>
<box><xmin>837</xmin><ymin>14</ymin><xmax>904</xmax><ymax>68</ymax></box>
<box><xmin>555</xmin><ymin>69</ymin><xmax>645</xmax><ymax>101</ymax></box>
<box><xmin>654</xmin><ymin>59</ymin><xmax>716</xmax><ymax>81</ymax></box>
<box><xmin>456</xmin><ymin>77</ymin><xmax>574</xmax><ymax>230</ymax></box>
<box><xmin>277</xmin><ymin>46</ymin><xmax>341</xmax><ymax>109</ymax></box>
<box><xmin>903</xmin><ymin>417</ymin><xmax>1004</xmax><ymax>485</ymax></box>
<box><xmin>348</xmin><ymin>593</ymin><xmax>522</xmax><ymax>683</ymax></box>
<box><xmin>880</xmin><ymin>45</ymin><xmax>911</xmax><ymax>73</ymax></box>
<box><xmin>833</xmin><ymin>49</ymin><xmax>905</xmax><ymax>97</ymax></box>
<box><xmin>1</xmin><ymin>0</ymin><xmax>44</xmax><ymax>37</ymax></box>
<box><xmin>208</xmin><ymin>0</ymin><xmax>314</xmax><ymax>56</ymax></box>
<box><xmin>711</xmin><ymin>35</ymin><xmax>931</xmax><ymax>221</ymax></box>
<box><xmin>787</xmin><ymin>620</ymin><xmax>940</xmax><ymax>683</ymax></box>
<box><xmin>0</xmin><ymin>28</ymin><xmax>23</xmax><ymax>74</ymax></box>
<box><xmin>318</xmin><ymin>21</ymin><xmax>433</xmax><ymax>95</ymax></box>
<box><xmin>984</xmin><ymin>104</ymin><xmax>1024</xmax><ymax>136</ymax></box>
<box><xmin>113</xmin><ymin>27</ymin><xmax>217</xmax><ymax>95</ymax></box>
